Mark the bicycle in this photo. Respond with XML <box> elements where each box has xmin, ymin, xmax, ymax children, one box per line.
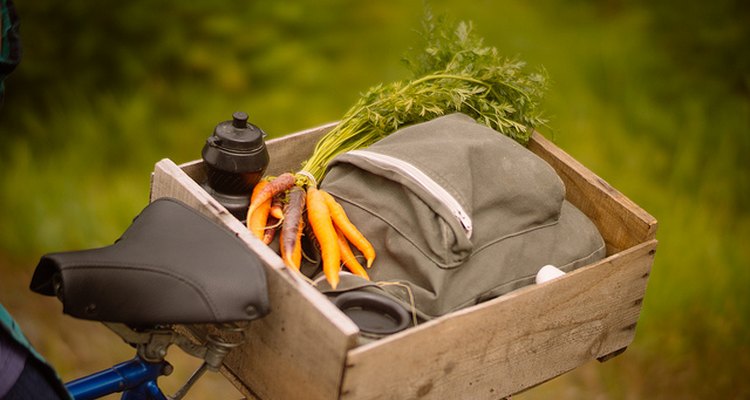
<box><xmin>28</xmin><ymin>197</ymin><xmax>271</xmax><ymax>400</ymax></box>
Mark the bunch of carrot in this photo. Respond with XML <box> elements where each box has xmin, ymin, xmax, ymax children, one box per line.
<box><xmin>245</xmin><ymin>172</ymin><xmax>374</xmax><ymax>289</ymax></box>
<box><xmin>243</xmin><ymin>16</ymin><xmax>547</xmax><ymax>290</ymax></box>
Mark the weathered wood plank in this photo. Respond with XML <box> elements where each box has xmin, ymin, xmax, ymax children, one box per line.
<box><xmin>527</xmin><ymin>132</ymin><xmax>658</xmax><ymax>254</ymax></box>
<box><xmin>340</xmin><ymin>240</ymin><xmax>656</xmax><ymax>400</ymax></box>
<box><xmin>171</xmin><ymin>122</ymin><xmax>333</xmax><ymax>193</ymax></box>
<box><xmin>150</xmin><ymin>158</ymin><xmax>359</xmax><ymax>400</ymax></box>
<box><xmin>265</xmin><ymin>122</ymin><xmax>336</xmax><ymax>176</ymax></box>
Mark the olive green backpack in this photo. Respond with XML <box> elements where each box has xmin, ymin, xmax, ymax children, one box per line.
<box><xmin>319</xmin><ymin>113</ymin><xmax>605</xmax><ymax>321</ymax></box>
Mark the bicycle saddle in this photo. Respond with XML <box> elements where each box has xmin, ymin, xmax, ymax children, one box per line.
<box><xmin>30</xmin><ymin>197</ymin><xmax>270</xmax><ymax>326</ymax></box>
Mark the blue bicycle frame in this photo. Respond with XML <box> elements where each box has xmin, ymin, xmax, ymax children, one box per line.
<box><xmin>65</xmin><ymin>357</ymin><xmax>172</xmax><ymax>400</ymax></box>
<box><xmin>59</xmin><ymin>321</ymin><xmax>246</xmax><ymax>400</ymax></box>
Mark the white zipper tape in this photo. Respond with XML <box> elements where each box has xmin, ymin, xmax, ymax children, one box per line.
<box><xmin>347</xmin><ymin>150</ymin><xmax>473</xmax><ymax>238</ymax></box>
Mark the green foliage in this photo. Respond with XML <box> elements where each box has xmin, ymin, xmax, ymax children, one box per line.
<box><xmin>402</xmin><ymin>14</ymin><xmax>548</xmax><ymax>139</ymax></box>
<box><xmin>301</xmin><ymin>16</ymin><xmax>548</xmax><ymax>181</ymax></box>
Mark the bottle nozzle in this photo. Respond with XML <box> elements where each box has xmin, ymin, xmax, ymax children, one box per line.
<box><xmin>232</xmin><ymin>112</ymin><xmax>249</xmax><ymax>128</ymax></box>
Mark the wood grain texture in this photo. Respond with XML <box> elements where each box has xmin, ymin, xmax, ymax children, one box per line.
<box><xmin>150</xmin><ymin>158</ymin><xmax>359</xmax><ymax>400</ymax></box>
<box><xmin>527</xmin><ymin>132</ymin><xmax>658</xmax><ymax>254</ymax></box>
<box><xmin>340</xmin><ymin>240</ymin><xmax>656</xmax><ymax>400</ymax></box>
<box><xmin>264</xmin><ymin>122</ymin><xmax>336</xmax><ymax>177</ymax></box>
<box><xmin>150</xmin><ymin>126</ymin><xmax>658</xmax><ymax>399</ymax></box>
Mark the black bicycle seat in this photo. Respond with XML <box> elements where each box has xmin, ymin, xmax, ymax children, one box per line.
<box><xmin>30</xmin><ymin>197</ymin><xmax>270</xmax><ymax>326</ymax></box>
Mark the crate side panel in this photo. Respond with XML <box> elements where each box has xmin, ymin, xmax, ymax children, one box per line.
<box><xmin>528</xmin><ymin>133</ymin><xmax>657</xmax><ymax>254</ymax></box>
<box><xmin>221</xmin><ymin>270</ymin><xmax>357</xmax><ymax>400</ymax></box>
<box><xmin>264</xmin><ymin>122</ymin><xmax>336</xmax><ymax>176</ymax></box>
<box><xmin>179</xmin><ymin>159</ymin><xmax>206</xmax><ymax>182</ymax></box>
<box><xmin>341</xmin><ymin>240</ymin><xmax>656</xmax><ymax>400</ymax></box>
<box><xmin>151</xmin><ymin>158</ymin><xmax>358</xmax><ymax>400</ymax></box>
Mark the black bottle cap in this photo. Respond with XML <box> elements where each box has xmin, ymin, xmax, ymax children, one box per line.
<box><xmin>202</xmin><ymin>112</ymin><xmax>270</xmax><ymax>173</ymax></box>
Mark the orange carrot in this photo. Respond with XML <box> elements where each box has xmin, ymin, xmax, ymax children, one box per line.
<box><xmin>281</xmin><ymin>186</ymin><xmax>306</xmax><ymax>270</ymax></box>
<box><xmin>320</xmin><ymin>190</ymin><xmax>376</xmax><ymax>268</ymax></box>
<box><xmin>336</xmin><ymin>228</ymin><xmax>369</xmax><ymax>280</ymax></box>
<box><xmin>270</xmin><ymin>195</ymin><xmax>285</xmax><ymax>220</ymax></box>
<box><xmin>247</xmin><ymin>181</ymin><xmax>272</xmax><ymax>239</ymax></box>
<box><xmin>247</xmin><ymin>173</ymin><xmax>295</xmax><ymax>219</ymax></box>
<box><xmin>291</xmin><ymin>220</ymin><xmax>304</xmax><ymax>269</ymax></box>
<box><xmin>306</xmin><ymin>186</ymin><xmax>341</xmax><ymax>289</ymax></box>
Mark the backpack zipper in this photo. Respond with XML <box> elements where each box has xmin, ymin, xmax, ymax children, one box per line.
<box><xmin>346</xmin><ymin>150</ymin><xmax>473</xmax><ymax>238</ymax></box>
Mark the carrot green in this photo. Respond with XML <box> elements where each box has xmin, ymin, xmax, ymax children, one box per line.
<box><xmin>299</xmin><ymin>13</ymin><xmax>548</xmax><ymax>183</ymax></box>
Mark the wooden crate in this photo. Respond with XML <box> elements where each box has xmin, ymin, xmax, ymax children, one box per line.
<box><xmin>150</xmin><ymin>123</ymin><xmax>658</xmax><ymax>400</ymax></box>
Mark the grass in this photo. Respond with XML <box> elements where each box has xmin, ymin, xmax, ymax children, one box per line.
<box><xmin>1</xmin><ymin>1</ymin><xmax>749</xmax><ymax>398</ymax></box>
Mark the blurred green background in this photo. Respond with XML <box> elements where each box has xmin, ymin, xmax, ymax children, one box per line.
<box><xmin>1</xmin><ymin>0</ymin><xmax>749</xmax><ymax>398</ymax></box>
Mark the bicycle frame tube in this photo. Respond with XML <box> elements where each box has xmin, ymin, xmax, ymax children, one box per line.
<box><xmin>65</xmin><ymin>357</ymin><xmax>171</xmax><ymax>400</ymax></box>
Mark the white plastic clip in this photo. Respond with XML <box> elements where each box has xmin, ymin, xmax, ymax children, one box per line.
<box><xmin>535</xmin><ymin>265</ymin><xmax>566</xmax><ymax>284</ymax></box>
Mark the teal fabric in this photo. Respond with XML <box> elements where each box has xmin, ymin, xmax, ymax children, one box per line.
<box><xmin>1</xmin><ymin>304</ymin><xmax>72</xmax><ymax>399</ymax></box>
<box><xmin>1</xmin><ymin>5</ymin><xmax>65</xmax><ymax>393</ymax></box>
<box><xmin>1</xmin><ymin>304</ymin><xmax>36</xmax><ymax>357</ymax></box>
<box><xmin>320</xmin><ymin>113</ymin><xmax>606</xmax><ymax>320</ymax></box>
<box><xmin>1</xmin><ymin>0</ymin><xmax>22</xmax><ymax>103</ymax></box>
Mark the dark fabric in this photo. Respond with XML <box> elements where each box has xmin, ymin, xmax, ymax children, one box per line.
<box><xmin>3</xmin><ymin>358</ymin><xmax>65</xmax><ymax>400</ymax></box>
<box><xmin>1</xmin><ymin>0</ymin><xmax>22</xmax><ymax>105</ymax></box>
<box><xmin>0</xmin><ymin>305</ymin><xmax>71</xmax><ymax>400</ymax></box>
<box><xmin>320</xmin><ymin>113</ymin><xmax>606</xmax><ymax>319</ymax></box>
<box><xmin>0</xmin><ymin>329</ymin><xmax>27</xmax><ymax>398</ymax></box>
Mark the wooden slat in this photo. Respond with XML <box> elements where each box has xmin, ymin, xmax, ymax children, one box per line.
<box><xmin>340</xmin><ymin>239</ymin><xmax>657</xmax><ymax>400</ymax></box>
<box><xmin>150</xmin><ymin>158</ymin><xmax>359</xmax><ymax>400</ymax></box>
<box><xmin>265</xmin><ymin>122</ymin><xmax>337</xmax><ymax>176</ymax></box>
<box><xmin>527</xmin><ymin>132</ymin><xmax>658</xmax><ymax>254</ymax></box>
<box><xmin>168</xmin><ymin>122</ymin><xmax>334</xmax><ymax>192</ymax></box>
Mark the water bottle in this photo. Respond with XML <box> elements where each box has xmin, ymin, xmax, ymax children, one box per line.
<box><xmin>201</xmin><ymin>111</ymin><xmax>270</xmax><ymax>221</ymax></box>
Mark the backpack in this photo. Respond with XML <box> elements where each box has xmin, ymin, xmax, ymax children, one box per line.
<box><xmin>319</xmin><ymin>113</ymin><xmax>605</xmax><ymax>321</ymax></box>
